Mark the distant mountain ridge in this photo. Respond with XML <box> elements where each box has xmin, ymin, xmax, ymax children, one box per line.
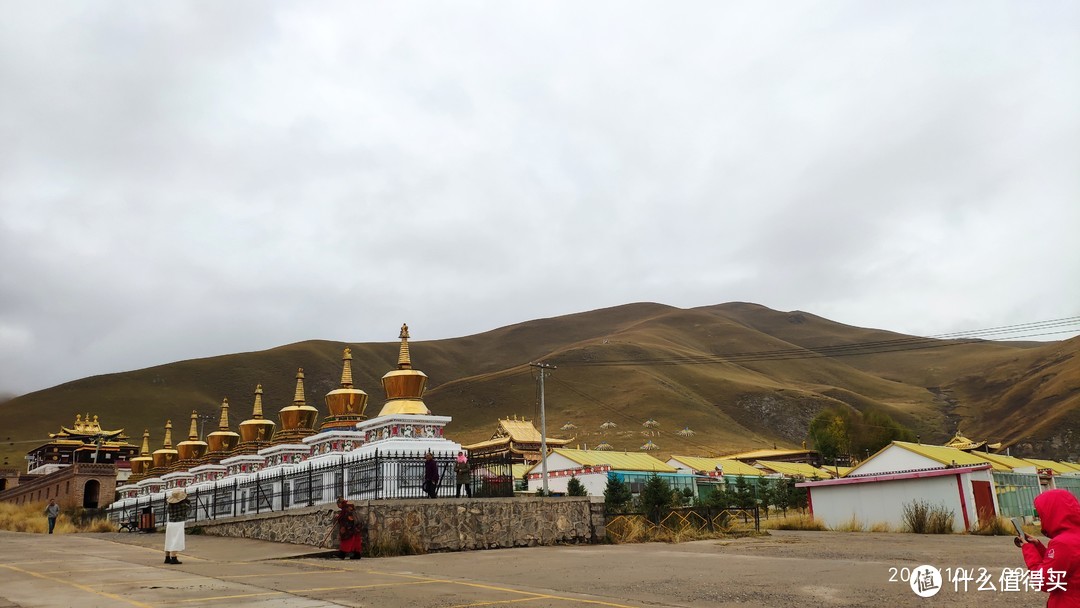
<box><xmin>2</xmin><ymin>302</ymin><xmax>1077</xmax><ymax>465</ymax></box>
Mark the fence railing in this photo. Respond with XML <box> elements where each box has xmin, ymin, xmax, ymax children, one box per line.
<box><xmin>106</xmin><ymin>450</ymin><xmax>513</xmax><ymax>526</ymax></box>
<box><xmin>992</xmin><ymin>472</ymin><xmax>1041</xmax><ymax>518</ymax></box>
<box><xmin>606</xmin><ymin>506</ymin><xmax>760</xmax><ymax>542</ymax></box>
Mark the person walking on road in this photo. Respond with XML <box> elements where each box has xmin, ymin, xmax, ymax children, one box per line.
<box><xmin>454</xmin><ymin>452</ymin><xmax>472</xmax><ymax>498</ymax></box>
<box><xmin>423</xmin><ymin>452</ymin><xmax>440</xmax><ymax>498</ymax></box>
<box><xmin>164</xmin><ymin>489</ymin><xmax>191</xmax><ymax>565</ymax></box>
<box><xmin>334</xmin><ymin>498</ymin><xmax>362</xmax><ymax>559</ymax></box>
<box><xmin>44</xmin><ymin>499</ymin><xmax>59</xmax><ymax>534</ymax></box>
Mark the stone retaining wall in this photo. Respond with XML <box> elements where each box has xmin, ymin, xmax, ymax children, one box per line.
<box><xmin>194</xmin><ymin>497</ymin><xmax>601</xmax><ymax>552</ymax></box>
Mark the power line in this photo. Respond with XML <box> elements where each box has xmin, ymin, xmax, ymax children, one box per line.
<box><xmin>555</xmin><ymin>316</ymin><xmax>1080</xmax><ymax>368</ymax></box>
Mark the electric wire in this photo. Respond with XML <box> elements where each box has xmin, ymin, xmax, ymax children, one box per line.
<box><xmin>554</xmin><ymin>316</ymin><xmax>1080</xmax><ymax>368</ymax></box>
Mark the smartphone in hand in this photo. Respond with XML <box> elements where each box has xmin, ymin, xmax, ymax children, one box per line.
<box><xmin>1011</xmin><ymin>518</ymin><xmax>1026</xmax><ymax>540</ymax></box>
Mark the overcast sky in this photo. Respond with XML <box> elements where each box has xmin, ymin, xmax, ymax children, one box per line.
<box><xmin>1</xmin><ymin>2</ymin><xmax>1078</xmax><ymax>396</ymax></box>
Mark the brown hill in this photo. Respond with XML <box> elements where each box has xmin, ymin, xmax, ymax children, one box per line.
<box><xmin>1</xmin><ymin>302</ymin><xmax>1077</xmax><ymax>466</ymax></box>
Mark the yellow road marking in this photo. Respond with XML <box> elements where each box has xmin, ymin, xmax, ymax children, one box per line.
<box><xmin>95</xmin><ymin>577</ymin><xmax>205</xmax><ymax>588</ymax></box>
<box><xmin>366</xmin><ymin>570</ymin><xmax>637</xmax><ymax>608</ymax></box>
<box><xmin>219</xmin><ymin>569</ymin><xmax>349</xmax><ymax>580</ymax></box>
<box><xmin>450</xmin><ymin>581</ymin><xmax>636</xmax><ymax>607</ymax></box>
<box><xmin>449</xmin><ymin>598</ymin><xmax>551</xmax><ymax>608</ymax></box>
<box><xmin>170</xmin><ymin>591</ymin><xmax>285</xmax><ymax>603</ymax></box>
<box><xmin>40</xmin><ymin>565</ymin><xmax>155</xmax><ymax>574</ymax></box>
<box><xmin>289</xmin><ymin>579</ymin><xmax>445</xmax><ymax>593</ymax></box>
<box><xmin>0</xmin><ymin>564</ymin><xmax>155</xmax><ymax>608</ymax></box>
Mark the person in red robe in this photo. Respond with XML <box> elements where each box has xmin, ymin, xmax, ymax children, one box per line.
<box><xmin>335</xmin><ymin>498</ymin><xmax>362</xmax><ymax>559</ymax></box>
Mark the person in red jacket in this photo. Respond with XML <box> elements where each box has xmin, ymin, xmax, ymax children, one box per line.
<box><xmin>1018</xmin><ymin>489</ymin><xmax>1080</xmax><ymax>607</ymax></box>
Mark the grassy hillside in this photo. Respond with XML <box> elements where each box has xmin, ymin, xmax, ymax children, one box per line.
<box><xmin>1</xmin><ymin>302</ymin><xmax>1077</xmax><ymax>466</ymax></box>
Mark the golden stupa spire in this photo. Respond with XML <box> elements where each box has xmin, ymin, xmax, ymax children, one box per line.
<box><xmin>206</xmin><ymin>397</ymin><xmax>241</xmax><ymax>455</ymax></box>
<box><xmin>187</xmin><ymin>410</ymin><xmax>199</xmax><ymax>441</ymax></box>
<box><xmin>293</xmin><ymin>368</ymin><xmax>306</xmax><ymax>404</ymax></box>
<box><xmin>252</xmin><ymin>385</ymin><xmax>265</xmax><ymax>418</ymax></box>
<box><xmin>139</xmin><ymin>429</ymin><xmax>151</xmax><ymax>456</ymax></box>
<box><xmin>276</xmin><ymin>368</ymin><xmax>318</xmax><ymax>437</ymax></box>
<box><xmin>397</xmin><ymin>323</ymin><xmax>412</xmax><ymax>369</ymax></box>
<box><xmin>238</xmin><ymin>384</ymin><xmax>276</xmax><ymax>444</ymax></box>
<box><xmin>151</xmin><ymin>419</ymin><xmax>179</xmax><ymax>472</ymax></box>
<box><xmin>341</xmin><ymin>347</ymin><xmax>354</xmax><ymax>388</ymax></box>
<box><xmin>378</xmin><ymin>323</ymin><xmax>431</xmax><ymax>416</ymax></box>
<box><xmin>218</xmin><ymin>398</ymin><xmax>231</xmax><ymax>429</ymax></box>
<box><xmin>322</xmin><ymin>347</ymin><xmax>368</xmax><ymax>430</ymax></box>
<box><xmin>129</xmin><ymin>428</ymin><xmax>154</xmax><ymax>479</ymax></box>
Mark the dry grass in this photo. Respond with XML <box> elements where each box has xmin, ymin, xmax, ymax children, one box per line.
<box><xmin>606</xmin><ymin>514</ymin><xmax>757</xmax><ymax>544</ymax></box>
<box><xmin>868</xmin><ymin>521</ymin><xmax>893</xmax><ymax>533</ymax></box>
<box><xmin>970</xmin><ymin>516</ymin><xmax>1026</xmax><ymax>537</ymax></box>
<box><xmin>0</xmin><ymin>502</ymin><xmax>113</xmax><ymax>534</ymax></box>
<box><xmin>832</xmin><ymin>516</ymin><xmax>865</xmax><ymax>532</ymax></box>
<box><xmin>762</xmin><ymin>514</ymin><xmax>827</xmax><ymax>531</ymax></box>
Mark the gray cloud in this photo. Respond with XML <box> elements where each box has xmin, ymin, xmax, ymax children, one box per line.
<box><xmin>1</xmin><ymin>1</ymin><xmax>1078</xmax><ymax>394</ymax></box>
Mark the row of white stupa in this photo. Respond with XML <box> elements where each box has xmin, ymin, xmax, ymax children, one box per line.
<box><xmin>109</xmin><ymin>325</ymin><xmax>464</xmax><ymax>516</ymax></box>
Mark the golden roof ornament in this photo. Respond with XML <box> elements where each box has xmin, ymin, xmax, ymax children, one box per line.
<box><xmin>322</xmin><ymin>347</ymin><xmax>368</xmax><ymax>430</ymax></box>
<box><xmin>341</xmin><ymin>347</ymin><xmax>354</xmax><ymax>387</ymax></box>
<box><xmin>206</xmin><ymin>397</ymin><xmax>241</xmax><ymax>454</ymax></box>
<box><xmin>398</xmin><ymin>323</ymin><xmax>412</xmax><ymax>369</ymax></box>
<box><xmin>129</xmin><ymin>429</ymin><xmax>154</xmax><ymax>478</ymax></box>
<box><xmin>377</xmin><ymin>323</ymin><xmax>431</xmax><ymax>417</ymax></box>
<box><xmin>151</xmin><ymin>420</ymin><xmax>179</xmax><ymax>471</ymax></box>
<box><xmin>176</xmin><ymin>410</ymin><xmax>209</xmax><ymax>462</ymax></box>
<box><xmin>239</xmin><ymin>384</ymin><xmax>276</xmax><ymax>443</ymax></box>
<box><xmin>139</xmin><ymin>429</ymin><xmax>151</xmax><ymax>457</ymax></box>
<box><xmin>277</xmin><ymin>368</ymin><xmax>319</xmax><ymax>435</ymax></box>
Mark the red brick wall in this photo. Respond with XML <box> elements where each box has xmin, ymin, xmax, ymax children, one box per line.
<box><xmin>0</xmin><ymin>464</ymin><xmax>118</xmax><ymax>509</ymax></box>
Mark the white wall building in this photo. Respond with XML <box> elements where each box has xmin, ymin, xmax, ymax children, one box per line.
<box><xmin>798</xmin><ymin>464</ymin><xmax>1000</xmax><ymax>532</ymax></box>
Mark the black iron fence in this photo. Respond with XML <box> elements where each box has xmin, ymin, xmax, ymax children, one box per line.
<box><xmin>107</xmin><ymin>450</ymin><xmax>514</xmax><ymax>526</ymax></box>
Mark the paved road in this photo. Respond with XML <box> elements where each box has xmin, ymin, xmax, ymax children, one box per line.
<box><xmin>0</xmin><ymin>529</ymin><xmax>1047</xmax><ymax>607</ymax></box>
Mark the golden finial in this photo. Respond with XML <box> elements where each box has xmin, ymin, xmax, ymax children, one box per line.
<box><xmin>188</xmin><ymin>411</ymin><xmax>199</xmax><ymax>441</ymax></box>
<box><xmin>293</xmin><ymin>368</ymin><xmax>306</xmax><ymax>404</ymax></box>
<box><xmin>139</xmin><ymin>429</ymin><xmax>151</xmax><ymax>456</ymax></box>
<box><xmin>218</xmin><ymin>398</ymin><xmax>230</xmax><ymax>429</ymax></box>
<box><xmin>162</xmin><ymin>420</ymin><xmax>173</xmax><ymax>449</ymax></box>
<box><xmin>252</xmin><ymin>385</ymin><xmax>264</xmax><ymax>418</ymax></box>
<box><xmin>397</xmin><ymin>323</ymin><xmax>412</xmax><ymax>369</ymax></box>
<box><xmin>340</xmin><ymin>348</ymin><xmax>354</xmax><ymax>388</ymax></box>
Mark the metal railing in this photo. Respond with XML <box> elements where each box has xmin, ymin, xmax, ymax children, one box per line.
<box><xmin>606</xmin><ymin>506</ymin><xmax>760</xmax><ymax>542</ymax></box>
<box><xmin>106</xmin><ymin>450</ymin><xmax>514</xmax><ymax>526</ymax></box>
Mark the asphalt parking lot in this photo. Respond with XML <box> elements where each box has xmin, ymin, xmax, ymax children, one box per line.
<box><xmin>0</xmin><ymin>529</ymin><xmax>1047</xmax><ymax>607</ymax></box>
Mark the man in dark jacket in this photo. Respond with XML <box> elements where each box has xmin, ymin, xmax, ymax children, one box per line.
<box><xmin>1019</xmin><ymin>489</ymin><xmax>1080</xmax><ymax>607</ymax></box>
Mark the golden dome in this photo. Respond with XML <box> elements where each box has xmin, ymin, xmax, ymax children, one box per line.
<box><xmin>239</xmin><ymin>385</ymin><xmax>276</xmax><ymax>443</ymax></box>
<box><xmin>129</xmin><ymin>429</ymin><xmax>153</xmax><ymax>477</ymax></box>
<box><xmin>324</xmin><ymin>347</ymin><xmax>368</xmax><ymax>423</ymax></box>
<box><xmin>278</xmin><ymin>368</ymin><xmax>319</xmax><ymax>432</ymax></box>
<box><xmin>377</xmin><ymin>323</ymin><xmax>431</xmax><ymax>417</ymax></box>
<box><xmin>206</xmin><ymin>398</ymin><xmax>240</xmax><ymax>453</ymax></box>
<box><xmin>176</xmin><ymin>410</ymin><xmax>209</xmax><ymax>461</ymax></box>
<box><xmin>151</xmin><ymin>420</ymin><xmax>179</xmax><ymax>470</ymax></box>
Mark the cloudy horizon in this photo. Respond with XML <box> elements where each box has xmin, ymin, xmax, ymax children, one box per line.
<box><xmin>2</xmin><ymin>2</ymin><xmax>1078</xmax><ymax>396</ymax></box>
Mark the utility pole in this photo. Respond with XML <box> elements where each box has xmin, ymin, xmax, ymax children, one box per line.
<box><xmin>530</xmin><ymin>362</ymin><xmax>556</xmax><ymax>496</ymax></box>
<box><xmin>199</xmin><ymin>414</ymin><xmax>215</xmax><ymax>440</ymax></box>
